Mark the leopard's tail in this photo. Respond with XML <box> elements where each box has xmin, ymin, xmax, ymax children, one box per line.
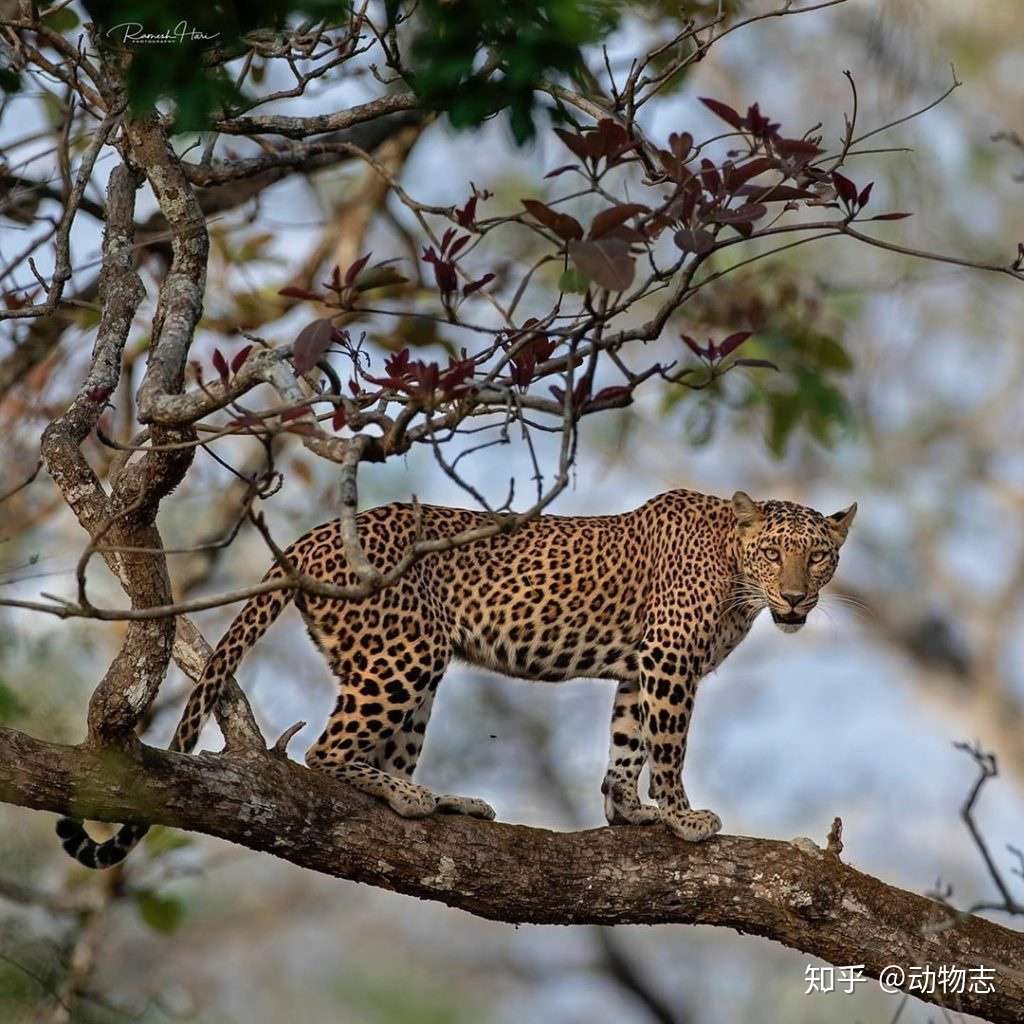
<box><xmin>57</xmin><ymin>565</ymin><xmax>294</xmax><ymax>869</ymax></box>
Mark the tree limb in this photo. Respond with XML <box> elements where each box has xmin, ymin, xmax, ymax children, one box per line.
<box><xmin>0</xmin><ymin>727</ymin><xmax>1021</xmax><ymax>1023</ymax></box>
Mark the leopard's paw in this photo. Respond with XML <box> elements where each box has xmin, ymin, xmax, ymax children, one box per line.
<box><xmin>603</xmin><ymin>784</ymin><xmax>661</xmax><ymax>826</ymax></box>
<box><xmin>386</xmin><ymin>783</ymin><xmax>439</xmax><ymax>819</ymax></box>
<box><xmin>436</xmin><ymin>794</ymin><xmax>496</xmax><ymax>820</ymax></box>
<box><xmin>662</xmin><ymin>808</ymin><xmax>722</xmax><ymax>842</ymax></box>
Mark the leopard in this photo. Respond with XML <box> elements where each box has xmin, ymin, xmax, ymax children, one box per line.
<box><xmin>57</xmin><ymin>487</ymin><xmax>856</xmax><ymax>868</ymax></box>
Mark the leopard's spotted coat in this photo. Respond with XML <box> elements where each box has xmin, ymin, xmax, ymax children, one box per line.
<box><xmin>58</xmin><ymin>488</ymin><xmax>855</xmax><ymax>867</ymax></box>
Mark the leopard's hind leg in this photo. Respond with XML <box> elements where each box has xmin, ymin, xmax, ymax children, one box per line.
<box><xmin>374</xmin><ymin>689</ymin><xmax>494</xmax><ymax>819</ymax></box>
<box><xmin>302</xmin><ymin>593</ymin><xmax>492</xmax><ymax>820</ymax></box>
<box><xmin>602</xmin><ymin>680</ymin><xmax>659</xmax><ymax>825</ymax></box>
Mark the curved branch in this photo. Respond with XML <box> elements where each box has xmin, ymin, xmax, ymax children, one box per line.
<box><xmin>213</xmin><ymin>91</ymin><xmax>419</xmax><ymax>138</ymax></box>
<box><xmin>0</xmin><ymin>727</ymin><xmax>1020</xmax><ymax>1023</ymax></box>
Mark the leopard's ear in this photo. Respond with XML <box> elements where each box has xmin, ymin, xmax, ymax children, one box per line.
<box><xmin>826</xmin><ymin>502</ymin><xmax>857</xmax><ymax>544</ymax></box>
<box><xmin>731</xmin><ymin>491</ymin><xmax>762</xmax><ymax>530</ymax></box>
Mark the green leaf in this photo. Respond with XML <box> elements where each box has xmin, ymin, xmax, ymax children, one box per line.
<box><xmin>767</xmin><ymin>391</ymin><xmax>801</xmax><ymax>456</ymax></box>
<box><xmin>558</xmin><ymin>267</ymin><xmax>589</xmax><ymax>293</ymax></box>
<box><xmin>409</xmin><ymin>0</ymin><xmax>619</xmax><ymax>144</ymax></box>
<box><xmin>136</xmin><ymin>891</ymin><xmax>185</xmax><ymax>934</ymax></box>
<box><xmin>42</xmin><ymin>7</ymin><xmax>80</xmax><ymax>31</ymax></box>
<box><xmin>812</xmin><ymin>333</ymin><xmax>854</xmax><ymax>372</ymax></box>
<box><xmin>0</xmin><ymin>66</ymin><xmax>21</xmax><ymax>95</ymax></box>
<box><xmin>0</xmin><ymin>680</ymin><xmax>26</xmax><ymax>724</ymax></box>
<box><xmin>143</xmin><ymin>826</ymin><xmax>193</xmax><ymax>857</ymax></box>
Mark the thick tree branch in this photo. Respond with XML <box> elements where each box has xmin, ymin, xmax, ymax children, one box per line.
<box><xmin>0</xmin><ymin>727</ymin><xmax>1020</xmax><ymax>1023</ymax></box>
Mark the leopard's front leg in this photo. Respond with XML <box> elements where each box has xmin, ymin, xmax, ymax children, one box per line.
<box><xmin>640</xmin><ymin>659</ymin><xmax>722</xmax><ymax>843</ymax></box>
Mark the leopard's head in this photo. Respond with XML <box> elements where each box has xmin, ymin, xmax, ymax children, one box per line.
<box><xmin>731</xmin><ymin>491</ymin><xmax>856</xmax><ymax>633</ymax></box>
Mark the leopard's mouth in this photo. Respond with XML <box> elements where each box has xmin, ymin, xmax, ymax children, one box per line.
<box><xmin>770</xmin><ymin>610</ymin><xmax>807</xmax><ymax>626</ymax></box>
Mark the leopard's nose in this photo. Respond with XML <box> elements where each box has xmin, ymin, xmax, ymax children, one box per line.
<box><xmin>781</xmin><ymin>590</ymin><xmax>807</xmax><ymax>609</ymax></box>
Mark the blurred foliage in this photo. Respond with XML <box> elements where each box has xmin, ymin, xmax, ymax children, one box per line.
<box><xmin>409</xmin><ymin>0</ymin><xmax>618</xmax><ymax>142</ymax></box>
<box><xmin>663</xmin><ymin>269</ymin><xmax>855</xmax><ymax>456</ymax></box>
<box><xmin>0</xmin><ymin>679</ymin><xmax>26</xmax><ymax>724</ymax></box>
<box><xmin>79</xmin><ymin>0</ymin><xmax>322</xmax><ymax>130</ymax></box>
<box><xmin>135</xmin><ymin>889</ymin><xmax>187</xmax><ymax>934</ymax></box>
<box><xmin>143</xmin><ymin>826</ymin><xmax>194</xmax><ymax>857</ymax></box>
<box><xmin>27</xmin><ymin>0</ymin><xmax>760</xmax><ymax>141</ymax></box>
<box><xmin>34</xmin><ymin>0</ymin><xmax>627</xmax><ymax>139</ymax></box>
<box><xmin>332</xmin><ymin>968</ymin><xmax>480</xmax><ymax>1024</ymax></box>
<box><xmin>0</xmin><ymin>932</ymin><xmax>60</xmax><ymax>1022</ymax></box>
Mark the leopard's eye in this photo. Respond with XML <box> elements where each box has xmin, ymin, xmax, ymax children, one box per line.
<box><xmin>809</xmin><ymin>549</ymin><xmax>828</xmax><ymax>564</ymax></box>
<box><xmin>761</xmin><ymin>547</ymin><xmax>780</xmax><ymax>562</ymax></box>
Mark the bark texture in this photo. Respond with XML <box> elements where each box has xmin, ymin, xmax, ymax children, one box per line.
<box><xmin>0</xmin><ymin>726</ymin><xmax>1020</xmax><ymax>1023</ymax></box>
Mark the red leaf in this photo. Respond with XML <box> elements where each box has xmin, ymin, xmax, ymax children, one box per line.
<box><xmin>231</xmin><ymin>345</ymin><xmax>253</xmax><ymax>374</ymax></box>
<box><xmin>422</xmin><ymin>246</ymin><xmax>458</xmax><ymax>292</ymax></box>
<box><xmin>666</xmin><ymin>179</ymin><xmax>701</xmax><ymax>225</ymax></box>
<box><xmin>455</xmin><ymin>196</ymin><xmax>478</xmax><ymax>227</ymax></box>
<box><xmin>345</xmin><ymin>252</ymin><xmax>372</xmax><ymax>286</ymax></box>
<box><xmin>533</xmin><ymin>337</ymin><xmax>556</xmax><ymax>363</ymax></box>
<box><xmin>716</xmin><ymin>331</ymin><xmax>753</xmax><ymax>358</ymax></box>
<box><xmin>673</xmin><ymin>228</ymin><xmax>716</xmax><ymax>255</ymax></box>
<box><xmin>3</xmin><ymin>288</ymin><xmax>38</xmax><ymax>310</ymax></box>
<box><xmin>553</xmin><ymin>128</ymin><xmax>591</xmax><ymax>160</ymax></box>
<box><xmin>831</xmin><ymin>170</ymin><xmax>858</xmax><ymax>206</ymax></box>
<box><xmin>521</xmin><ymin>199</ymin><xmax>584</xmax><ymax>241</ymax></box>
<box><xmin>86</xmin><ymin>385</ymin><xmax>113</xmax><ymax>403</ymax></box>
<box><xmin>510</xmin><ymin>352</ymin><xmax>536</xmax><ymax>387</ymax></box>
<box><xmin>545</xmin><ymin>164</ymin><xmax>579</xmax><ymax>179</ymax></box>
<box><xmin>724</xmin><ymin>157</ymin><xmax>778</xmax><ymax>191</ymax></box>
<box><xmin>590</xmin><ymin>119</ymin><xmax>628</xmax><ymax>160</ymax></box>
<box><xmin>212</xmin><ymin>348</ymin><xmax>229</xmax><ymax>382</ymax></box>
<box><xmin>700</xmin><ymin>158</ymin><xmax>722</xmax><ymax>195</ymax></box>
<box><xmin>332</xmin><ymin>405</ymin><xmax>347</xmax><ymax>430</ymax></box>
<box><xmin>448</xmin><ymin>234</ymin><xmax>470</xmax><ymax>259</ymax></box>
<box><xmin>658</xmin><ymin>148</ymin><xmax>693</xmax><ymax>185</ymax></box>
<box><xmin>572</xmin><ymin>377</ymin><xmax>591</xmax><ymax>407</ymax></box>
<box><xmin>462</xmin><ymin>272</ymin><xmax>495</xmax><ymax>297</ymax></box>
<box><xmin>588</xmin><ymin>203</ymin><xmax>648</xmax><ymax>240</ymax></box>
<box><xmin>709</xmin><ymin>203</ymin><xmax>767</xmax><ymax>225</ymax></box>
<box><xmin>588</xmin><ymin>385</ymin><xmax>633</xmax><ymax>407</ymax></box>
<box><xmin>700</xmin><ymin>97</ymin><xmax>744</xmax><ymax>129</ymax></box>
<box><xmin>384</xmin><ymin>349</ymin><xmax>412</xmax><ymax>382</ymax></box>
<box><xmin>869</xmin><ymin>212</ymin><xmax>912</xmax><ymax>220</ymax></box>
<box><xmin>681</xmin><ymin>334</ymin><xmax>706</xmax><ymax>357</ymax></box>
<box><xmin>568</xmin><ymin>238</ymin><xmax>635</xmax><ymax>292</ymax></box>
<box><xmin>278</xmin><ymin>286</ymin><xmax>322</xmax><ymax>301</ymax></box>
<box><xmin>744</xmin><ymin>103</ymin><xmax>779</xmax><ymax>137</ymax></box>
<box><xmin>773</xmin><ymin>136</ymin><xmax>822</xmax><ymax>159</ymax></box>
<box><xmin>857</xmin><ymin>182</ymin><xmax>873</xmax><ymax>208</ymax></box>
<box><xmin>440</xmin><ymin>357</ymin><xmax>476</xmax><ymax>395</ymax></box>
<box><xmin>668</xmin><ymin>131</ymin><xmax>692</xmax><ymax>160</ymax></box>
<box><xmin>293</xmin><ymin>318</ymin><xmax>337</xmax><ymax>374</ymax></box>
